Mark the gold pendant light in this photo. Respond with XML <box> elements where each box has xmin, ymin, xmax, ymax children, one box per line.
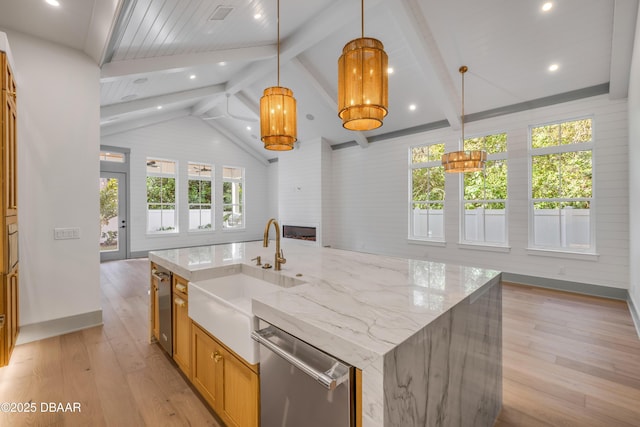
<box><xmin>260</xmin><ymin>0</ymin><xmax>297</xmax><ymax>151</ymax></box>
<box><xmin>442</xmin><ymin>66</ymin><xmax>487</xmax><ymax>173</ymax></box>
<box><xmin>337</xmin><ymin>0</ymin><xmax>388</xmax><ymax>131</ymax></box>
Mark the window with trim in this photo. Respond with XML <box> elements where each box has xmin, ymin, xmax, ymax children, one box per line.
<box><xmin>188</xmin><ymin>162</ymin><xmax>213</xmax><ymax>231</ymax></box>
<box><xmin>223</xmin><ymin>167</ymin><xmax>244</xmax><ymax>229</ymax></box>
<box><xmin>462</xmin><ymin>133</ymin><xmax>508</xmax><ymax>245</ymax></box>
<box><xmin>146</xmin><ymin>159</ymin><xmax>177</xmax><ymax>233</ymax></box>
<box><xmin>529</xmin><ymin>118</ymin><xmax>593</xmax><ymax>252</ymax></box>
<box><xmin>409</xmin><ymin>143</ymin><xmax>445</xmax><ymax>241</ymax></box>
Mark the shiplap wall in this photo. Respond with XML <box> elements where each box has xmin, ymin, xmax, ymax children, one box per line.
<box><xmin>329</xmin><ymin>95</ymin><xmax>629</xmax><ymax>289</ymax></box>
<box><xmin>102</xmin><ymin>117</ymin><xmax>272</xmax><ymax>252</ymax></box>
<box><xmin>628</xmin><ymin>5</ymin><xmax>640</xmax><ymax>329</ymax></box>
<box><xmin>277</xmin><ymin>137</ymin><xmax>330</xmax><ymax>246</ymax></box>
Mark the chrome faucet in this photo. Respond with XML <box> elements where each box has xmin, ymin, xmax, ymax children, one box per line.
<box><xmin>263</xmin><ymin>218</ymin><xmax>286</xmax><ymax>271</ymax></box>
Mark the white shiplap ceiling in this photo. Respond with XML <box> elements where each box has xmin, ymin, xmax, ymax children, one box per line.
<box><xmin>0</xmin><ymin>0</ymin><xmax>636</xmax><ymax>160</ymax></box>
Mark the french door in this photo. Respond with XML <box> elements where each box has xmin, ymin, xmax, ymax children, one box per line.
<box><xmin>100</xmin><ymin>171</ymin><xmax>128</xmax><ymax>261</ymax></box>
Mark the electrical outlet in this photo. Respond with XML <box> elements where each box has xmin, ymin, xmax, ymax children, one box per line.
<box><xmin>54</xmin><ymin>227</ymin><xmax>80</xmax><ymax>240</ymax></box>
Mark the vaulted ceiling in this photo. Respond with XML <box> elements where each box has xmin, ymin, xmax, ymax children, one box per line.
<box><xmin>0</xmin><ymin>0</ymin><xmax>637</xmax><ymax>161</ymax></box>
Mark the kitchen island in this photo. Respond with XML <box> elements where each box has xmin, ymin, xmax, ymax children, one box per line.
<box><xmin>149</xmin><ymin>239</ymin><xmax>502</xmax><ymax>427</ymax></box>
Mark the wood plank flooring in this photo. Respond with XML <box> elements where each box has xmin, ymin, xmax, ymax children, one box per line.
<box><xmin>0</xmin><ymin>260</ymin><xmax>639</xmax><ymax>426</ymax></box>
<box><xmin>0</xmin><ymin>259</ymin><xmax>221</xmax><ymax>427</ymax></box>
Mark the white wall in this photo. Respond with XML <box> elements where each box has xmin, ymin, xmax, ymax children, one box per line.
<box><xmin>330</xmin><ymin>95</ymin><xmax>629</xmax><ymax>290</ymax></box>
<box><xmin>277</xmin><ymin>137</ymin><xmax>331</xmax><ymax>246</ymax></box>
<box><xmin>102</xmin><ymin>117</ymin><xmax>272</xmax><ymax>252</ymax></box>
<box><xmin>4</xmin><ymin>30</ymin><xmax>102</xmax><ymax>326</ymax></box>
<box><xmin>628</xmin><ymin>6</ymin><xmax>640</xmax><ymax>331</ymax></box>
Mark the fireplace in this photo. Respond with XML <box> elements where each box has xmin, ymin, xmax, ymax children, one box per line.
<box><xmin>282</xmin><ymin>225</ymin><xmax>316</xmax><ymax>242</ymax></box>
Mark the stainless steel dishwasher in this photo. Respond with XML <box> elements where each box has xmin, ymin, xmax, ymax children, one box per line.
<box><xmin>252</xmin><ymin>323</ymin><xmax>354</xmax><ymax>427</ymax></box>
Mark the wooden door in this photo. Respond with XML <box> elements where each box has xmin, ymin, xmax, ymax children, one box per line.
<box><xmin>2</xmin><ymin>53</ymin><xmax>17</xmax><ymax>217</ymax></box>
<box><xmin>191</xmin><ymin>323</ymin><xmax>222</xmax><ymax>409</ymax></box>
<box><xmin>219</xmin><ymin>346</ymin><xmax>259</xmax><ymax>427</ymax></box>
<box><xmin>172</xmin><ymin>276</ymin><xmax>190</xmax><ymax>376</ymax></box>
<box><xmin>150</xmin><ymin>273</ymin><xmax>159</xmax><ymax>341</ymax></box>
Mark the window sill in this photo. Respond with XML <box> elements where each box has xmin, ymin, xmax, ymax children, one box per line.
<box><xmin>222</xmin><ymin>227</ymin><xmax>246</xmax><ymax>233</ymax></box>
<box><xmin>408</xmin><ymin>238</ymin><xmax>446</xmax><ymax>247</ymax></box>
<box><xmin>188</xmin><ymin>229</ymin><xmax>214</xmax><ymax>234</ymax></box>
<box><xmin>146</xmin><ymin>231</ymin><xmax>179</xmax><ymax>237</ymax></box>
<box><xmin>458</xmin><ymin>242</ymin><xmax>511</xmax><ymax>253</ymax></box>
<box><xmin>526</xmin><ymin>247</ymin><xmax>599</xmax><ymax>261</ymax></box>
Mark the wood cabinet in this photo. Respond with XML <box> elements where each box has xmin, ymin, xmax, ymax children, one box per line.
<box><xmin>149</xmin><ymin>263</ymin><xmax>160</xmax><ymax>342</ymax></box>
<box><xmin>191</xmin><ymin>322</ymin><xmax>259</xmax><ymax>427</ymax></box>
<box><xmin>172</xmin><ymin>274</ymin><xmax>190</xmax><ymax>377</ymax></box>
<box><xmin>0</xmin><ymin>50</ymin><xmax>18</xmax><ymax>368</ymax></box>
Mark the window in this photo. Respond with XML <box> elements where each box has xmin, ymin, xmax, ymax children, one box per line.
<box><xmin>146</xmin><ymin>159</ymin><xmax>177</xmax><ymax>233</ymax></box>
<box><xmin>223</xmin><ymin>167</ymin><xmax>244</xmax><ymax>229</ymax></box>
<box><xmin>188</xmin><ymin>162</ymin><xmax>213</xmax><ymax>231</ymax></box>
<box><xmin>99</xmin><ymin>151</ymin><xmax>125</xmax><ymax>162</ymax></box>
<box><xmin>409</xmin><ymin>143</ymin><xmax>445</xmax><ymax>241</ymax></box>
<box><xmin>529</xmin><ymin>118</ymin><xmax>593</xmax><ymax>252</ymax></box>
<box><xmin>462</xmin><ymin>133</ymin><xmax>508</xmax><ymax>245</ymax></box>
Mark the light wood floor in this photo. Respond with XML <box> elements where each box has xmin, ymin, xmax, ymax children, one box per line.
<box><xmin>0</xmin><ymin>259</ymin><xmax>639</xmax><ymax>426</ymax></box>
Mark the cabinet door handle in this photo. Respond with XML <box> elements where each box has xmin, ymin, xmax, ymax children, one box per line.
<box><xmin>175</xmin><ymin>283</ymin><xmax>187</xmax><ymax>293</ymax></box>
<box><xmin>174</xmin><ymin>297</ymin><xmax>186</xmax><ymax>307</ymax></box>
<box><xmin>213</xmin><ymin>351</ymin><xmax>222</xmax><ymax>363</ymax></box>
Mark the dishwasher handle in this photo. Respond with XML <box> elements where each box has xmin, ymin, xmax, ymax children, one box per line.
<box><xmin>252</xmin><ymin>329</ymin><xmax>348</xmax><ymax>390</ymax></box>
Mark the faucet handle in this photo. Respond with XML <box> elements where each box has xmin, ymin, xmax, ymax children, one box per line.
<box><xmin>277</xmin><ymin>250</ymin><xmax>286</xmax><ymax>265</ymax></box>
<box><xmin>251</xmin><ymin>256</ymin><xmax>262</xmax><ymax>266</ymax></box>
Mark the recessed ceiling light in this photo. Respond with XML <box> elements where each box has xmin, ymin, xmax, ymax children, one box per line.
<box><xmin>45</xmin><ymin>0</ymin><xmax>60</xmax><ymax>7</ymax></box>
<box><xmin>542</xmin><ymin>2</ymin><xmax>553</xmax><ymax>12</ymax></box>
<box><xmin>548</xmin><ymin>63</ymin><xmax>559</xmax><ymax>72</ymax></box>
<box><xmin>157</xmin><ymin>105</ymin><xmax>163</xmax><ymax>110</ymax></box>
<box><xmin>254</xmin><ymin>13</ymin><xmax>262</xmax><ymax>20</ymax></box>
<box><xmin>218</xmin><ymin>61</ymin><xmax>227</xmax><ymax>66</ymax></box>
<box><xmin>409</xmin><ymin>104</ymin><xmax>417</xmax><ymax>111</ymax></box>
<box><xmin>190</xmin><ymin>74</ymin><xmax>196</xmax><ymax>80</ymax></box>
<box><xmin>387</xmin><ymin>67</ymin><xmax>394</xmax><ymax>75</ymax></box>
<box><xmin>306</xmin><ymin>113</ymin><xmax>315</xmax><ymax>121</ymax></box>
<box><xmin>246</xmin><ymin>126</ymin><xmax>252</xmax><ymax>131</ymax></box>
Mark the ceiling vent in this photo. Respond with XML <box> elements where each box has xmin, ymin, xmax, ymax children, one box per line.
<box><xmin>209</xmin><ymin>5</ymin><xmax>234</xmax><ymax>21</ymax></box>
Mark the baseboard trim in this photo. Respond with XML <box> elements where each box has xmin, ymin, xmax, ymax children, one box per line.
<box><xmin>628</xmin><ymin>294</ymin><xmax>640</xmax><ymax>339</ymax></box>
<box><xmin>502</xmin><ymin>273</ymin><xmax>628</xmax><ymax>300</ymax></box>
<box><xmin>16</xmin><ymin>310</ymin><xmax>103</xmax><ymax>345</ymax></box>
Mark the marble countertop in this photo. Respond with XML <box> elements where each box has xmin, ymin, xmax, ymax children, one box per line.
<box><xmin>149</xmin><ymin>240</ymin><xmax>501</xmax><ymax>369</ymax></box>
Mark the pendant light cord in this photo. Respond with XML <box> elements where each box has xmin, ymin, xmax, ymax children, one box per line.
<box><xmin>277</xmin><ymin>0</ymin><xmax>280</xmax><ymax>86</ymax></box>
<box><xmin>460</xmin><ymin>66</ymin><xmax>467</xmax><ymax>143</ymax></box>
<box><xmin>361</xmin><ymin>0</ymin><xmax>364</xmax><ymax>38</ymax></box>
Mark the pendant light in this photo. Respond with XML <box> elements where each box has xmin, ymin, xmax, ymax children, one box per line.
<box><xmin>260</xmin><ymin>0</ymin><xmax>297</xmax><ymax>151</ymax></box>
<box><xmin>442</xmin><ymin>66</ymin><xmax>487</xmax><ymax>173</ymax></box>
<box><xmin>337</xmin><ymin>0</ymin><xmax>388</xmax><ymax>131</ymax></box>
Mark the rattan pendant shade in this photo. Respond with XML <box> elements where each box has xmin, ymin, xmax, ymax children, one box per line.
<box><xmin>337</xmin><ymin>0</ymin><xmax>388</xmax><ymax>131</ymax></box>
<box><xmin>442</xmin><ymin>66</ymin><xmax>487</xmax><ymax>173</ymax></box>
<box><xmin>260</xmin><ymin>0</ymin><xmax>297</xmax><ymax>151</ymax></box>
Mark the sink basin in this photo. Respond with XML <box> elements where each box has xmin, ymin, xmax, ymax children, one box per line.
<box><xmin>189</xmin><ymin>273</ymin><xmax>283</xmax><ymax>364</ymax></box>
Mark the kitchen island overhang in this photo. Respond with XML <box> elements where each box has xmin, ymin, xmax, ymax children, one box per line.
<box><xmin>149</xmin><ymin>240</ymin><xmax>502</xmax><ymax>427</ymax></box>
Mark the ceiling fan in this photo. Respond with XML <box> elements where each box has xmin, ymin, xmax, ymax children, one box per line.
<box><xmin>202</xmin><ymin>93</ymin><xmax>258</xmax><ymax>122</ymax></box>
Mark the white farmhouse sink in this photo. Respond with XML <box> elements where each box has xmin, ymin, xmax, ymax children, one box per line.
<box><xmin>189</xmin><ymin>272</ymin><xmax>283</xmax><ymax>364</ymax></box>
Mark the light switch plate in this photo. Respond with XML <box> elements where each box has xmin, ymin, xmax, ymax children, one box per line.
<box><xmin>54</xmin><ymin>227</ymin><xmax>80</xmax><ymax>240</ymax></box>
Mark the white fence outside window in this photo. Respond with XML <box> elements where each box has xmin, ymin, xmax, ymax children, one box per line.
<box><xmin>412</xmin><ymin>207</ymin><xmax>589</xmax><ymax>247</ymax></box>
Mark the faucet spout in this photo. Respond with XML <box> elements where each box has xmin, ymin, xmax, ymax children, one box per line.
<box><xmin>263</xmin><ymin>218</ymin><xmax>286</xmax><ymax>270</ymax></box>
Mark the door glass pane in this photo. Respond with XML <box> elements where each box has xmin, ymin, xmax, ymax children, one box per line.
<box><xmin>100</xmin><ymin>177</ymin><xmax>119</xmax><ymax>252</ymax></box>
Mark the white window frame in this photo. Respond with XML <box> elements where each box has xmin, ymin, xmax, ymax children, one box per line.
<box><xmin>408</xmin><ymin>143</ymin><xmax>446</xmax><ymax>243</ymax></box>
<box><xmin>527</xmin><ymin>116</ymin><xmax>596</xmax><ymax>255</ymax></box>
<box><xmin>222</xmin><ymin>166</ymin><xmax>245</xmax><ymax>230</ymax></box>
<box><xmin>460</xmin><ymin>132</ymin><xmax>509</xmax><ymax>247</ymax></box>
<box><xmin>146</xmin><ymin>158</ymin><xmax>178</xmax><ymax>234</ymax></box>
<box><xmin>188</xmin><ymin>162</ymin><xmax>214</xmax><ymax>232</ymax></box>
